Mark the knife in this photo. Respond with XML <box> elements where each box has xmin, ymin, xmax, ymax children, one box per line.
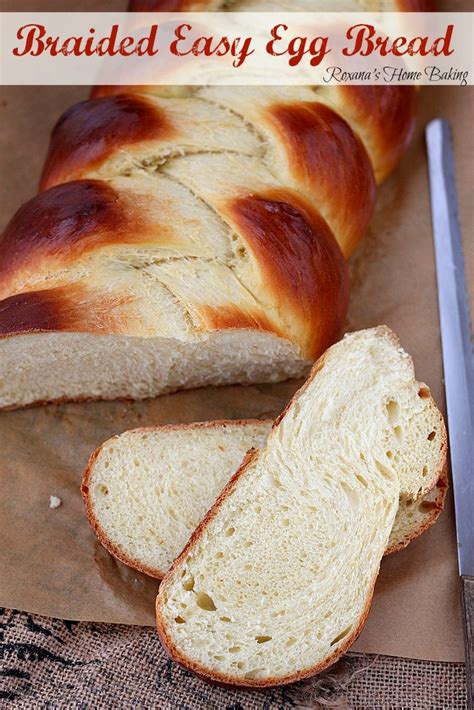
<box><xmin>426</xmin><ymin>118</ymin><xmax>474</xmax><ymax>708</ymax></box>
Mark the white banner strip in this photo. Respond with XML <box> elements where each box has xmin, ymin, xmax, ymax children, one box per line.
<box><xmin>0</xmin><ymin>12</ymin><xmax>473</xmax><ymax>86</ymax></box>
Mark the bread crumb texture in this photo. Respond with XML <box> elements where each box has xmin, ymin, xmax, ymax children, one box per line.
<box><xmin>87</xmin><ymin>422</ymin><xmax>269</xmax><ymax>577</ymax></box>
<box><xmin>154</xmin><ymin>327</ymin><xmax>446</xmax><ymax>685</ymax></box>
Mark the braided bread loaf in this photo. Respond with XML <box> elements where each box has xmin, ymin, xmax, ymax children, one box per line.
<box><xmin>0</xmin><ymin>0</ymin><xmax>426</xmax><ymax>409</ymax></box>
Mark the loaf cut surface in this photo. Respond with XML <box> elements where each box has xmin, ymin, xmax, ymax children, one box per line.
<box><xmin>155</xmin><ymin>327</ymin><xmax>446</xmax><ymax>686</ymax></box>
<box><xmin>83</xmin><ymin>409</ymin><xmax>446</xmax><ymax>580</ymax></box>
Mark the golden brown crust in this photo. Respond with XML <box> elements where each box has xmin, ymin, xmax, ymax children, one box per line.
<box><xmin>334</xmin><ymin>86</ymin><xmax>417</xmax><ymax>182</ymax></box>
<box><xmin>40</xmin><ymin>95</ymin><xmax>175</xmax><ymax>191</ymax></box>
<box><xmin>0</xmin><ymin>283</ymin><xmax>135</xmax><ymax>337</ymax></box>
<box><xmin>228</xmin><ymin>189</ymin><xmax>349</xmax><ymax>360</ymax></box>
<box><xmin>0</xmin><ymin>180</ymin><xmax>346</xmax><ymax>360</ymax></box>
<box><xmin>197</xmin><ymin>304</ymin><xmax>285</xmax><ymax>338</ymax></box>
<box><xmin>2</xmin><ymin>2</ymin><xmax>427</xmax><ymax>409</ymax></box>
<box><xmin>91</xmin><ymin>86</ymin><xmax>417</xmax><ymax>188</ymax></box>
<box><xmin>82</xmin><ymin>419</ymin><xmax>273</xmax><ymax>580</ymax></box>
<box><xmin>0</xmin><ymin>179</ymin><xmax>348</xmax><ymax>351</ymax></box>
<box><xmin>0</xmin><ymin>177</ymin><xmax>187</xmax><ymax>305</ymax></box>
<box><xmin>0</xmin><ymin>180</ymin><xmax>175</xmax><ymax>302</ymax></box>
<box><xmin>116</xmin><ymin>2</ymin><xmax>423</xmax><ymax>188</ymax></box>
<box><xmin>0</xmin><ymin>181</ymin><xmax>122</xmax><ymax>298</ymax></box>
<box><xmin>265</xmin><ymin>101</ymin><xmax>375</xmax><ymax>257</ymax></box>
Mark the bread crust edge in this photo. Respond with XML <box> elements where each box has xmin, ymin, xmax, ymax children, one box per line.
<box><xmin>385</xmin><ymin>460</ymin><xmax>449</xmax><ymax>555</ymax></box>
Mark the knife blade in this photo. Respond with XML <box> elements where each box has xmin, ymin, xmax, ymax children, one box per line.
<box><xmin>426</xmin><ymin>118</ymin><xmax>474</xmax><ymax>707</ymax></box>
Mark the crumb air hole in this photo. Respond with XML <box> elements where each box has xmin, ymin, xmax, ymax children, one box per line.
<box><xmin>330</xmin><ymin>626</ymin><xmax>352</xmax><ymax>646</ymax></box>
<box><xmin>420</xmin><ymin>501</ymin><xmax>438</xmax><ymax>512</ymax></box>
<box><xmin>375</xmin><ymin>460</ymin><xmax>393</xmax><ymax>480</ymax></box>
<box><xmin>386</xmin><ymin>399</ymin><xmax>401</xmax><ymax>424</ymax></box>
<box><xmin>196</xmin><ymin>592</ymin><xmax>216</xmax><ymax>611</ymax></box>
<box><xmin>182</xmin><ymin>575</ymin><xmax>195</xmax><ymax>592</ymax></box>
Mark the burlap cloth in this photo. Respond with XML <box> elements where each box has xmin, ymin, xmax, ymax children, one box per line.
<box><xmin>0</xmin><ymin>608</ymin><xmax>466</xmax><ymax>708</ymax></box>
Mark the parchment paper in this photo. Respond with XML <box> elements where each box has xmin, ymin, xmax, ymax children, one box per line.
<box><xmin>0</xmin><ymin>0</ymin><xmax>473</xmax><ymax>665</ymax></box>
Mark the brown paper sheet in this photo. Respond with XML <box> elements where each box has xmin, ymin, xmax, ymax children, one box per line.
<box><xmin>0</xmin><ymin>0</ymin><xmax>473</xmax><ymax>665</ymax></box>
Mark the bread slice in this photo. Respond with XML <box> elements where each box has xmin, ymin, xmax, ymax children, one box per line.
<box><xmin>82</xmin><ymin>413</ymin><xmax>447</xmax><ymax>580</ymax></box>
<box><xmin>82</xmin><ymin>420</ymin><xmax>270</xmax><ymax>579</ymax></box>
<box><xmin>154</xmin><ymin>327</ymin><xmax>446</xmax><ymax>687</ymax></box>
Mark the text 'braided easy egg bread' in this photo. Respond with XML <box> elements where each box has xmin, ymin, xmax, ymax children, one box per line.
<box><xmin>153</xmin><ymin>327</ymin><xmax>446</xmax><ymax>687</ymax></box>
<box><xmin>0</xmin><ymin>0</ymin><xmax>429</xmax><ymax>409</ymax></box>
